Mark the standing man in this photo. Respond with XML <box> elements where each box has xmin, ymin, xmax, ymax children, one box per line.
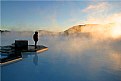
<box><xmin>33</xmin><ymin>31</ymin><xmax>38</xmax><ymax>49</ymax></box>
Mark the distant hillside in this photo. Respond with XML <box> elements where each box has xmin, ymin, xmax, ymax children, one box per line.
<box><xmin>63</xmin><ymin>23</ymin><xmax>116</xmax><ymax>38</ymax></box>
<box><xmin>21</xmin><ymin>23</ymin><xmax>113</xmax><ymax>37</ymax></box>
<box><xmin>64</xmin><ymin>25</ymin><xmax>85</xmax><ymax>35</ymax></box>
<box><xmin>64</xmin><ymin>24</ymin><xmax>113</xmax><ymax>34</ymax></box>
<box><xmin>37</xmin><ymin>24</ymin><xmax>106</xmax><ymax>36</ymax></box>
<box><xmin>0</xmin><ymin>30</ymin><xmax>10</xmax><ymax>33</ymax></box>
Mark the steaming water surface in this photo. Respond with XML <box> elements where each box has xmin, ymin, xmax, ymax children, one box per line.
<box><xmin>1</xmin><ymin>32</ymin><xmax>121</xmax><ymax>81</ymax></box>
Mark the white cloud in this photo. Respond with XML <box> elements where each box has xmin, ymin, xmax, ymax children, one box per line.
<box><xmin>82</xmin><ymin>2</ymin><xmax>121</xmax><ymax>24</ymax></box>
<box><xmin>83</xmin><ymin>12</ymin><xmax>121</xmax><ymax>24</ymax></box>
<box><xmin>82</xmin><ymin>2</ymin><xmax>109</xmax><ymax>13</ymax></box>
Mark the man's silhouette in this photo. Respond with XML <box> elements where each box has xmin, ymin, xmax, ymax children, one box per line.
<box><xmin>33</xmin><ymin>31</ymin><xmax>38</xmax><ymax>49</ymax></box>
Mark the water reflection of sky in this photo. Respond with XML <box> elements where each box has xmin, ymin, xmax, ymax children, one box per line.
<box><xmin>1</xmin><ymin>32</ymin><xmax>121</xmax><ymax>81</ymax></box>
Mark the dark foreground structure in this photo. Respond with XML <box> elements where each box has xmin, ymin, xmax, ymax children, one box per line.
<box><xmin>0</xmin><ymin>40</ymin><xmax>48</xmax><ymax>66</ymax></box>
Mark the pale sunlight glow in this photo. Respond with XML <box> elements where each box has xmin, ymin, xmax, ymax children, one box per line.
<box><xmin>111</xmin><ymin>24</ymin><xmax>121</xmax><ymax>38</ymax></box>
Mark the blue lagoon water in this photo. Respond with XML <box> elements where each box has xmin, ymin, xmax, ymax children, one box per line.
<box><xmin>1</xmin><ymin>32</ymin><xmax>121</xmax><ymax>81</ymax></box>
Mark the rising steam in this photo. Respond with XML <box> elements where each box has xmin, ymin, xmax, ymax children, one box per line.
<box><xmin>81</xmin><ymin>2</ymin><xmax>121</xmax><ymax>39</ymax></box>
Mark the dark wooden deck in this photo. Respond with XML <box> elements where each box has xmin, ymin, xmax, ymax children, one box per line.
<box><xmin>0</xmin><ymin>45</ymin><xmax>48</xmax><ymax>66</ymax></box>
<box><xmin>23</xmin><ymin>45</ymin><xmax>48</xmax><ymax>53</ymax></box>
<box><xmin>0</xmin><ymin>45</ymin><xmax>48</xmax><ymax>53</ymax></box>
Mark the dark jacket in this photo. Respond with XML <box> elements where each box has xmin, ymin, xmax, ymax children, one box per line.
<box><xmin>33</xmin><ymin>33</ymin><xmax>38</xmax><ymax>42</ymax></box>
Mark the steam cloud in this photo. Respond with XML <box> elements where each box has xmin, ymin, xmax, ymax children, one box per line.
<box><xmin>81</xmin><ymin>2</ymin><xmax>121</xmax><ymax>39</ymax></box>
<box><xmin>1</xmin><ymin>31</ymin><xmax>121</xmax><ymax>70</ymax></box>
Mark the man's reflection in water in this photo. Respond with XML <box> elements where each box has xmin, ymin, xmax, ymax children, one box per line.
<box><xmin>33</xmin><ymin>53</ymin><xmax>38</xmax><ymax>66</ymax></box>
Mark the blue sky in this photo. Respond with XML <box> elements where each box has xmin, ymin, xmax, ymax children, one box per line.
<box><xmin>1</xmin><ymin>1</ymin><xmax>121</xmax><ymax>31</ymax></box>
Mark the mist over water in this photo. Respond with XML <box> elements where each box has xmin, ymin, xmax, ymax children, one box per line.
<box><xmin>1</xmin><ymin>31</ymin><xmax>121</xmax><ymax>81</ymax></box>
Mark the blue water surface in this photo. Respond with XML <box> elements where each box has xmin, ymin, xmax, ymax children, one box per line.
<box><xmin>1</xmin><ymin>32</ymin><xmax>121</xmax><ymax>81</ymax></box>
